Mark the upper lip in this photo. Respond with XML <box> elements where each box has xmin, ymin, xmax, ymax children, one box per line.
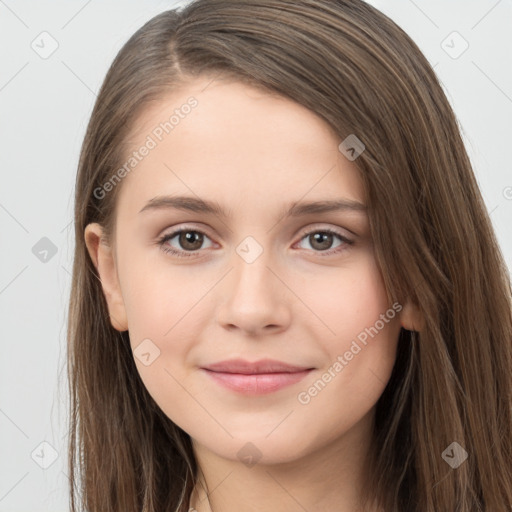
<box><xmin>201</xmin><ymin>358</ymin><xmax>313</xmax><ymax>374</ymax></box>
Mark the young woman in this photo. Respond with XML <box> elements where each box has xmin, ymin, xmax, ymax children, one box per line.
<box><xmin>67</xmin><ymin>0</ymin><xmax>512</xmax><ymax>510</ymax></box>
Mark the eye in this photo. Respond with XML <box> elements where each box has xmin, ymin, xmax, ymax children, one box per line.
<box><xmin>157</xmin><ymin>227</ymin><xmax>214</xmax><ymax>258</ymax></box>
<box><xmin>295</xmin><ymin>227</ymin><xmax>353</xmax><ymax>256</ymax></box>
<box><xmin>157</xmin><ymin>225</ymin><xmax>354</xmax><ymax>259</ymax></box>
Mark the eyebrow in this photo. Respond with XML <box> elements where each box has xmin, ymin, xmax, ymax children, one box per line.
<box><xmin>138</xmin><ymin>195</ymin><xmax>367</xmax><ymax>218</ymax></box>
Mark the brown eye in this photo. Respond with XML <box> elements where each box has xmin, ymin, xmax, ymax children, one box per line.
<box><xmin>177</xmin><ymin>231</ymin><xmax>204</xmax><ymax>251</ymax></box>
<box><xmin>296</xmin><ymin>228</ymin><xmax>353</xmax><ymax>256</ymax></box>
<box><xmin>308</xmin><ymin>232</ymin><xmax>335</xmax><ymax>251</ymax></box>
<box><xmin>158</xmin><ymin>227</ymin><xmax>214</xmax><ymax>258</ymax></box>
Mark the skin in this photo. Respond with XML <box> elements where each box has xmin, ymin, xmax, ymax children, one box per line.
<box><xmin>85</xmin><ymin>76</ymin><xmax>423</xmax><ymax>512</ymax></box>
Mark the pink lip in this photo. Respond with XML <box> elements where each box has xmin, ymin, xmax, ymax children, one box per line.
<box><xmin>200</xmin><ymin>358</ymin><xmax>314</xmax><ymax>395</ymax></box>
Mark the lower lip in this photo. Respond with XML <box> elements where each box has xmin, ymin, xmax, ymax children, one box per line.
<box><xmin>201</xmin><ymin>369</ymin><xmax>313</xmax><ymax>395</ymax></box>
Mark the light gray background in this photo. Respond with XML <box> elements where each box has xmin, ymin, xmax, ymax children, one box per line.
<box><xmin>0</xmin><ymin>1</ymin><xmax>511</xmax><ymax>510</ymax></box>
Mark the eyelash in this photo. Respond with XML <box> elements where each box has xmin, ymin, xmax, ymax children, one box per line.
<box><xmin>156</xmin><ymin>225</ymin><xmax>354</xmax><ymax>259</ymax></box>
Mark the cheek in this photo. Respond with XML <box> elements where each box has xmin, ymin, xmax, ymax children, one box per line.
<box><xmin>309</xmin><ymin>251</ymin><xmax>394</xmax><ymax>346</ymax></box>
<box><xmin>118</xmin><ymin>247</ymin><xmax>201</xmax><ymax>345</ymax></box>
<box><xmin>296</xmin><ymin>253</ymin><xmax>400</xmax><ymax>415</ymax></box>
<box><xmin>294</xmin><ymin>325</ymin><xmax>400</xmax><ymax>454</ymax></box>
<box><xmin>118</xmin><ymin>261</ymin><xmax>209</xmax><ymax>417</ymax></box>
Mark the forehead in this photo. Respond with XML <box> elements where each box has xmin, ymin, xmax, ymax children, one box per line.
<box><xmin>115</xmin><ymin>77</ymin><xmax>365</xmax><ymax>219</ymax></box>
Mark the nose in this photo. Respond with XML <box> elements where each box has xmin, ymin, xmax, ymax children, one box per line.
<box><xmin>215</xmin><ymin>246</ymin><xmax>292</xmax><ymax>336</ymax></box>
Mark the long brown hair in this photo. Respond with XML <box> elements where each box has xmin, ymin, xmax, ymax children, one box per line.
<box><xmin>67</xmin><ymin>1</ymin><xmax>512</xmax><ymax>510</ymax></box>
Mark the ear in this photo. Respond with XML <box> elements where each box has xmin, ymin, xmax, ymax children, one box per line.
<box><xmin>84</xmin><ymin>222</ymin><xmax>128</xmax><ymax>332</ymax></box>
<box><xmin>400</xmin><ymin>299</ymin><xmax>425</xmax><ymax>332</ymax></box>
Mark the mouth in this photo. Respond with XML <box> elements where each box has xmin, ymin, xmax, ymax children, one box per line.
<box><xmin>200</xmin><ymin>358</ymin><xmax>315</xmax><ymax>395</ymax></box>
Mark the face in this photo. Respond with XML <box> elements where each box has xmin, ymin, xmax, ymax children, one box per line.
<box><xmin>86</xmin><ymin>77</ymin><xmax>407</xmax><ymax>466</ymax></box>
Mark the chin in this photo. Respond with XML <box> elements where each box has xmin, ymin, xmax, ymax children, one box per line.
<box><xmin>194</xmin><ymin>428</ymin><xmax>318</xmax><ymax>467</ymax></box>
